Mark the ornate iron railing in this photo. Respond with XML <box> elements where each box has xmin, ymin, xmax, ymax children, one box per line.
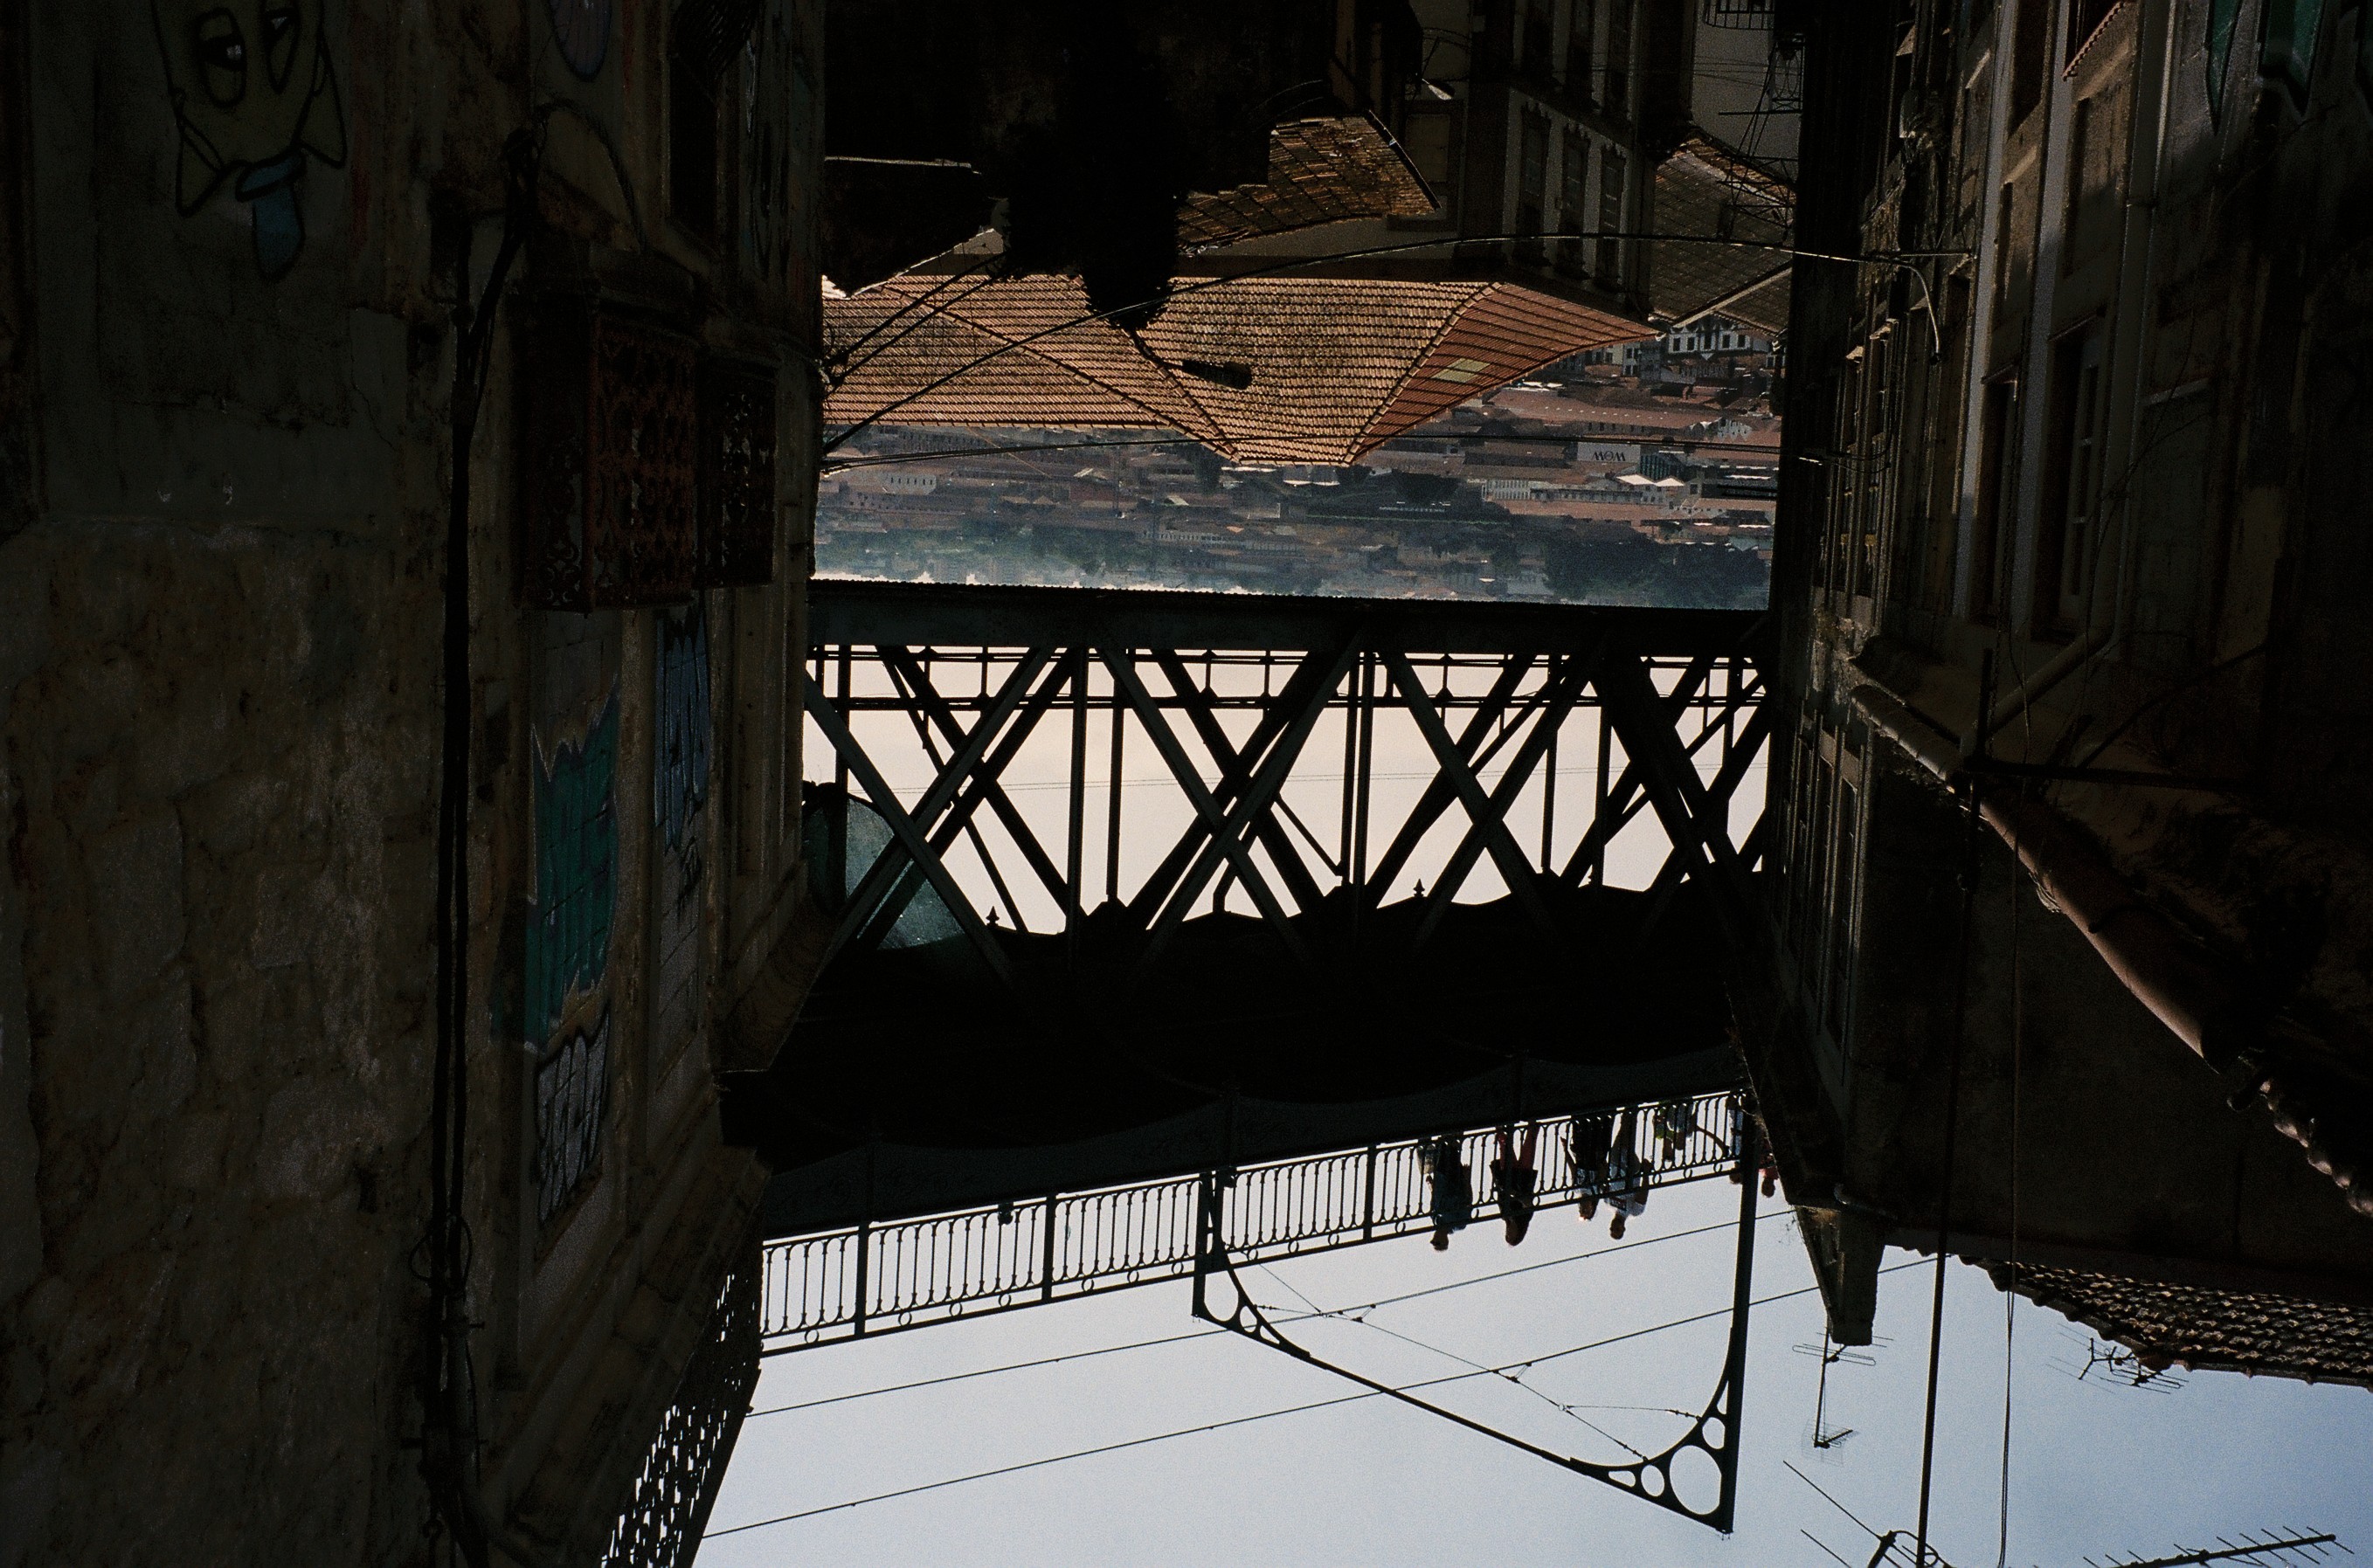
<box><xmin>758</xmin><ymin>1089</ymin><xmax>1742</xmax><ymax>1350</ymax></box>
<box><xmin>602</xmin><ymin>1241</ymin><xmax>761</xmax><ymax>1567</ymax></box>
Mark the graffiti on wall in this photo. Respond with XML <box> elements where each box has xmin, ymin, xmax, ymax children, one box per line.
<box><xmin>535</xmin><ymin>1011</ymin><xmax>612</xmax><ymax>1226</ymax></box>
<box><xmin>527</xmin><ymin>690</ymin><xmax>619</xmax><ymax>1046</ymax></box>
<box><xmin>652</xmin><ymin>603</ymin><xmax>713</xmax><ymax>1066</ymax></box>
<box><xmin>527</xmin><ymin>688</ymin><xmax>618</xmax><ymax>1227</ymax></box>
<box><xmin>655</xmin><ymin>602</ymin><xmax>713</xmax><ymax>881</ymax></box>
<box><xmin>151</xmin><ymin>0</ymin><xmax>348</xmax><ymax>281</ymax></box>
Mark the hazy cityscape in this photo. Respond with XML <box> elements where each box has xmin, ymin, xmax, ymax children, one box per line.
<box><xmin>818</xmin><ymin>331</ymin><xmax>1780</xmax><ymax>608</ymax></box>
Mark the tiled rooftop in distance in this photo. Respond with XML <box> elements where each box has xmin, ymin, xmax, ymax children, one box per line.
<box><xmin>1177</xmin><ymin>114</ymin><xmax>1439</xmax><ymax>252</ymax></box>
<box><xmin>1650</xmin><ymin>133</ymin><xmax>1794</xmax><ymax>336</ymax></box>
<box><xmin>825</xmin><ymin>273</ymin><xmax>1643</xmax><ymax>464</ymax></box>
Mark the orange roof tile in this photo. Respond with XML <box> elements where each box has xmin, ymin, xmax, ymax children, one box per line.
<box><xmin>826</xmin><ymin>273</ymin><xmax>1643</xmax><ymax>464</ymax></box>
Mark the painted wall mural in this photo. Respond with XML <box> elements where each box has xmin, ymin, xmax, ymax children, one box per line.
<box><xmin>527</xmin><ymin>690</ymin><xmax>619</xmax><ymax>1046</ymax></box>
<box><xmin>535</xmin><ymin>1011</ymin><xmax>612</xmax><ymax>1227</ymax></box>
<box><xmin>652</xmin><ymin>603</ymin><xmax>713</xmax><ymax>1067</ymax></box>
<box><xmin>528</xmin><ymin>688</ymin><xmax>619</xmax><ymax>1227</ymax></box>
<box><xmin>151</xmin><ymin>0</ymin><xmax>348</xmax><ymax>280</ymax></box>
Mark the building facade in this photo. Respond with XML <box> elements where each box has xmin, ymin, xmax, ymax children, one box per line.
<box><xmin>1756</xmin><ymin>0</ymin><xmax>2373</xmax><ymax>1367</ymax></box>
<box><xmin>0</xmin><ymin>3</ymin><xmax>825</xmax><ymax>1563</ymax></box>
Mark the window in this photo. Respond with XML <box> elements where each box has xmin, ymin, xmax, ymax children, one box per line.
<box><xmin>1559</xmin><ymin>128</ymin><xmax>1589</xmax><ymax>273</ymax></box>
<box><xmin>2065</xmin><ymin>0</ymin><xmax>2120</xmax><ymax>63</ymax></box>
<box><xmin>2037</xmin><ymin>325</ymin><xmax>2107</xmax><ymax>630</ymax></box>
<box><xmin>1596</xmin><ymin>146</ymin><xmax>1627</xmax><ymax>285</ymax></box>
<box><xmin>1517</xmin><ymin>114</ymin><xmax>1550</xmax><ymax>263</ymax></box>
<box><xmin>1605</xmin><ymin>0</ymin><xmax>1632</xmax><ymax>117</ymax></box>
<box><xmin>1828</xmin><ymin>356</ymin><xmax>1862</xmax><ymax>593</ymax></box>
<box><xmin>1970</xmin><ymin>376</ymin><xmax>2020</xmax><ymax>620</ymax></box>
<box><xmin>2061</xmin><ymin>79</ymin><xmax>2129</xmax><ymax>273</ymax></box>
<box><xmin>2010</xmin><ymin>0</ymin><xmax>2049</xmax><ymax>124</ymax></box>
<box><xmin>1983</xmin><ymin>179</ymin><xmax>2022</xmax><ymax>317</ymax></box>
<box><xmin>1824</xmin><ymin>777</ymin><xmax>1858</xmax><ymax>1040</ymax></box>
<box><xmin>670</xmin><ymin>45</ymin><xmax>723</xmax><ymax>238</ymax></box>
<box><xmin>1567</xmin><ymin>0</ymin><xmax>1596</xmax><ymax>97</ymax></box>
<box><xmin>1524</xmin><ymin>0</ymin><xmax>1554</xmax><ymax>77</ymax></box>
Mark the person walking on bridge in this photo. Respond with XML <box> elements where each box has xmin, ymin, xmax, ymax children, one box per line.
<box><xmin>1492</xmin><ymin>1123</ymin><xmax>1539</xmax><ymax>1245</ymax></box>
<box><xmin>1422</xmin><ymin>1134</ymin><xmax>1472</xmax><ymax>1250</ymax></box>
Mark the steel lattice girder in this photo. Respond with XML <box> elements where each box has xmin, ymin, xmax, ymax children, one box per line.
<box><xmin>801</xmin><ymin>585</ymin><xmax>1770</xmax><ymax>972</ymax></box>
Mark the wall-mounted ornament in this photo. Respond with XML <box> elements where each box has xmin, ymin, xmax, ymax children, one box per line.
<box><xmin>523</xmin><ymin>303</ymin><xmax>701</xmax><ymax>610</ymax></box>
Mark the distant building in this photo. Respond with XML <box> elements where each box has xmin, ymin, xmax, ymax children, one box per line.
<box><xmin>1663</xmin><ymin>314</ymin><xmax>1773</xmax><ymax>357</ymax></box>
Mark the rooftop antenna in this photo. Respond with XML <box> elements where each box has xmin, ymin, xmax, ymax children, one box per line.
<box><xmin>1794</xmin><ymin>1329</ymin><xmax>1880</xmax><ymax>1450</ymax></box>
<box><xmin>2051</xmin><ymin>1330</ymin><xmax>2185</xmax><ymax>1393</ymax></box>
<box><xmin>2081</xmin><ymin>1530</ymin><xmax>2349</xmax><ymax>1568</ymax></box>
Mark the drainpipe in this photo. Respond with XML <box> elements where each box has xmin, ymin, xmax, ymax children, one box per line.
<box><xmin>2093</xmin><ymin>0</ymin><xmax>2179</xmax><ymax>654</ymax></box>
<box><xmin>1960</xmin><ymin>620</ymin><xmax>2112</xmax><ymax>756</ymax></box>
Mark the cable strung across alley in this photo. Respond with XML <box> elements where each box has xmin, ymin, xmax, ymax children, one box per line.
<box><xmin>748</xmin><ymin>1210</ymin><xmax>1792</xmax><ymax>1408</ymax></box>
<box><xmin>708</xmin><ymin>1261</ymin><xmax>1928</xmax><ymax>1539</ymax></box>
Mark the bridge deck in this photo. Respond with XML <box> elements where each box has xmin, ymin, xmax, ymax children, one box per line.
<box><xmin>759</xmin><ymin>1088</ymin><xmax>1744</xmax><ymax>1350</ymax></box>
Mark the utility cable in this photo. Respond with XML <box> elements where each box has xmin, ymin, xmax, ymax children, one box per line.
<box><xmin>1787</xmin><ymin>1458</ymin><xmax>1888</xmax><ymax>1544</ymax></box>
<box><xmin>1997</xmin><ymin>817</ymin><xmax>2024</xmax><ymax>1568</ymax></box>
<box><xmin>419</xmin><ymin>126</ymin><xmax>540</xmax><ymax>1568</ymax></box>
<box><xmin>1914</xmin><ymin>765</ymin><xmax>1986</xmax><ymax>1568</ymax></box>
<box><xmin>1260</xmin><ymin>1262</ymin><xmax>1649</xmax><ymax>1457</ymax></box>
<box><xmin>709</xmin><ymin>1262</ymin><xmax>1926</xmax><ymax>1541</ymax></box>
<box><xmin>754</xmin><ymin>1212</ymin><xmax>1778</xmax><ymax>1409</ymax></box>
<box><xmin>825</xmin><ymin>259</ymin><xmax>1003</xmax><ymax>386</ymax></box>
<box><xmin>747</xmin><ymin>1328</ymin><xmax>1229</xmax><ymax>1416</ymax></box>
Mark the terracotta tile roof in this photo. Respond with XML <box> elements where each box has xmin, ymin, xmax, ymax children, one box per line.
<box><xmin>1986</xmin><ymin>1261</ymin><xmax>2373</xmax><ymax>1387</ymax></box>
<box><xmin>1178</xmin><ymin>114</ymin><xmax>1439</xmax><ymax>252</ymax></box>
<box><xmin>1721</xmin><ymin>269</ymin><xmax>1793</xmax><ymax>338</ymax></box>
<box><xmin>1648</xmin><ymin>132</ymin><xmax>1795</xmax><ymax>330</ymax></box>
<box><xmin>825</xmin><ymin>273</ymin><xmax>1642</xmax><ymax>464</ymax></box>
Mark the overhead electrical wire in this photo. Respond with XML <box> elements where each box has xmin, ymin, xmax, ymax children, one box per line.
<box><xmin>707</xmin><ymin>1261</ymin><xmax>1927</xmax><ymax>1540</ymax></box>
<box><xmin>750</xmin><ymin>1211</ymin><xmax>1786</xmax><ymax>1404</ymax></box>
<box><xmin>746</xmin><ymin>1328</ymin><xmax>1229</xmax><ymax>1416</ymax></box>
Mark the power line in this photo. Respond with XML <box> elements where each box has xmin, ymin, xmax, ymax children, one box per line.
<box><xmin>1290</xmin><ymin>1208</ymin><xmax>1791</xmax><ymax>1317</ymax></box>
<box><xmin>750</xmin><ymin>1212</ymin><xmax>1782</xmax><ymax>1419</ymax></box>
<box><xmin>825</xmin><ymin>434</ymin><xmax>1214</xmax><ymax>473</ymax></box>
<box><xmin>745</xmin><ymin>1328</ymin><xmax>1228</xmax><ymax>1419</ymax></box>
<box><xmin>706</xmin><ymin>1262</ymin><xmax>1926</xmax><ymax>1540</ymax></box>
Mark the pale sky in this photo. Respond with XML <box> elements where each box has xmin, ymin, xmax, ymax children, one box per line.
<box><xmin>744</xmin><ymin>651</ymin><xmax>2373</xmax><ymax>1565</ymax></box>
<box><xmin>704</xmin><ymin>1179</ymin><xmax>2373</xmax><ymax>1565</ymax></box>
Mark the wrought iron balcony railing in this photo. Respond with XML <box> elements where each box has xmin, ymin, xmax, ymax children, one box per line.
<box><xmin>758</xmin><ymin>1088</ymin><xmax>1743</xmax><ymax>1350</ymax></box>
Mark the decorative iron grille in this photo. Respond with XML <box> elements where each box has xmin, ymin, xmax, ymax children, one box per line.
<box><xmin>759</xmin><ymin>1090</ymin><xmax>1742</xmax><ymax>1348</ymax></box>
<box><xmin>696</xmin><ymin>356</ymin><xmax>778</xmax><ymax>588</ymax></box>
<box><xmin>523</xmin><ymin>304</ymin><xmax>700</xmax><ymax>610</ymax></box>
<box><xmin>602</xmin><ymin>1239</ymin><xmax>762</xmax><ymax>1567</ymax></box>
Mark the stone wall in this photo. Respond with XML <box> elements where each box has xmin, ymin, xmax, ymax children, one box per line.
<box><xmin>0</xmin><ymin>3</ymin><xmax>822</xmax><ymax>1563</ymax></box>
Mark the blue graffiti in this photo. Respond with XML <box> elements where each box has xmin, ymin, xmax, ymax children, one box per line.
<box><xmin>526</xmin><ymin>691</ymin><xmax>619</xmax><ymax>1042</ymax></box>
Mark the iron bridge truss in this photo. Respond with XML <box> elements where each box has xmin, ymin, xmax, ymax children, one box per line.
<box><xmin>800</xmin><ymin>583</ymin><xmax>1771</xmax><ymax>984</ymax></box>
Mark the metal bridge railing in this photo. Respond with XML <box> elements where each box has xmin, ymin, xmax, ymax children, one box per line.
<box><xmin>758</xmin><ymin>1090</ymin><xmax>1741</xmax><ymax>1350</ymax></box>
